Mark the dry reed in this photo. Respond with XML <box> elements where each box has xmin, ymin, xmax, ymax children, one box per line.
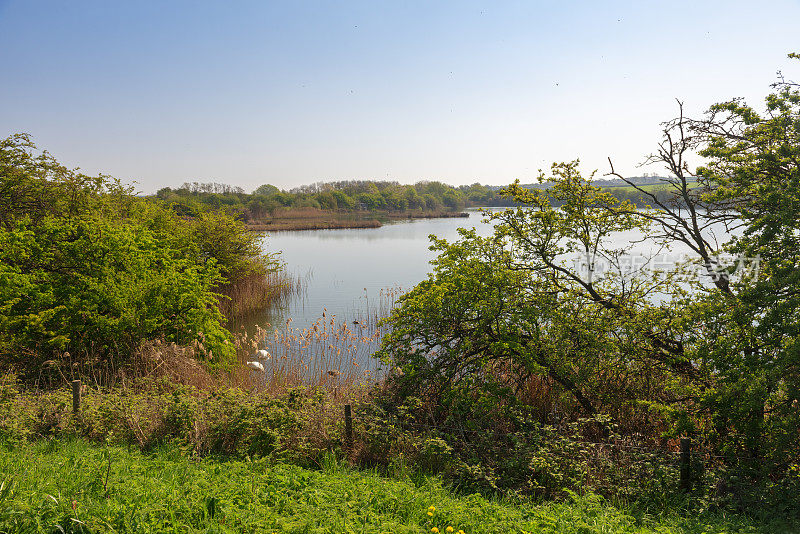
<box><xmin>233</xmin><ymin>286</ymin><xmax>404</xmax><ymax>395</ymax></box>
<box><xmin>217</xmin><ymin>268</ymin><xmax>303</xmax><ymax>319</ymax></box>
<box><xmin>247</xmin><ymin>219</ymin><xmax>381</xmax><ymax>231</ymax></box>
<box><xmin>130</xmin><ymin>339</ymin><xmax>218</xmax><ymax>390</ymax></box>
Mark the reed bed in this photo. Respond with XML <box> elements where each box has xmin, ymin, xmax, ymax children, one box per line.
<box><xmin>233</xmin><ymin>286</ymin><xmax>405</xmax><ymax>395</ymax></box>
<box><xmin>233</xmin><ymin>318</ymin><xmax>381</xmax><ymax>395</ymax></box>
<box><xmin>247</xmin><ymin>219</ymin><xmax>381</xmax><ymax>231</ymax></box>
<box><xmin>217</xmin><ymin>268</ymin><xmax>304</xmax><ymax>319</ymax></box>
<box><xmin>246</xmin><ymin>207</ymin><xmax>383</xmax><ymax>231</ymax></box>
<box><xmin>350</xmin><ymin>285</ymin><xmax>404</xmax><ymax>330</ymax></box>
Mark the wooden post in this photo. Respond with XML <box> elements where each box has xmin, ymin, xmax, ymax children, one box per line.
<box><xmin>679</xmin><ymin>436</ymin><xmax>691</xmax><ymax>492</ymax></box>
<box><xmin>72</xmin><ymin>379</ymin><xmax>82</xmax><ymax>414</ymax></box>
<box><xmin>344</xmin><ymin>404</ymin><xmax>353</xmax><ymax>453</ymax></box>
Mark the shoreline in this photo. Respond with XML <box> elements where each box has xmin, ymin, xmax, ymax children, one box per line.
<box><xmin>246</xmin><ymin>210</ymin><xmax>469</xmax><ymax>231</ymax></box>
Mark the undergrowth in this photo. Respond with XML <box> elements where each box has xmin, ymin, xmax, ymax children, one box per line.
<box><xmin>0</xmin><ymin>440</ymin><xmax>795</xmax><ymax>533</ymax></box>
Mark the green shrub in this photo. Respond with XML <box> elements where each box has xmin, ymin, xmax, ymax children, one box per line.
<box><xmin>0</xmin><ymin>134</ymin><xmax>282</xmax><ymax>379</ymax></box>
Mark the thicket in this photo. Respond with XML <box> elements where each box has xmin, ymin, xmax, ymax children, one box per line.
<box><xmin>0</xmin><ymin>374</ymin><xmax>738</xmax><ymax>511</ymax></box>
<box><xmin>0</xmin><ymin>134</ymin><xmax>283</xmax><ymax>383</ymax></box>
<box><xmin>376</xmin><ymin>55</ymin><xmax>800</xmax><ymax>512</ymax></box>
<box><xmin>155</xmin><ymin>180</ymin><xmax>478</xmax><ymax>223</ymax></box>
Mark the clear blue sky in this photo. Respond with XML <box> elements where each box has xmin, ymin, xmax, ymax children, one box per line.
<box><xmin>1</xmin><ymin>1</ymin><xmax>798</xmax><ymax>193</ymax></box>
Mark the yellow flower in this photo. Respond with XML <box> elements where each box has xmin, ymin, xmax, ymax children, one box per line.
<box><xmin>458</xmin><ymin>531</ymin><xmax>465</xmax><ymax>534</ymax></box>
<box><xmin>427</xmin><ymin>511</ymin><xmax>434</xmax><ymax>516</ymax></box>
<box><xmin>446</xmin><ymin>527</ymin><xmax>454</xmax><ymax>533</ymax></box>
<box><xmin>431</xmin><ymin>529</ymin><xmax>439</xmax><ymax>534</ymax></box>
<box><xmin>428</xmin><ymin>506</ymin><xmax>436</xmax><ymax>512</ymax></box>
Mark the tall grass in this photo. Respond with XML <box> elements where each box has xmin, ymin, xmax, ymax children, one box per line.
<box><xmin>234</xmin><ymin>317</ymin><xmax>384</xmax><ymax>396</ymax></box>
<box><xmin>217</xmin><ymin>267</ymin><xmax>304</xmax><ymax>319</ymax></box>
<box><xmin>351</xmin><ymin>285</ymin><xmax>404</xmax><ymax>330</ymax></box>
<box><xmin>234</xmin><ymin>286</ymin><xmax>404</xmax><ymax>394</ymax></box>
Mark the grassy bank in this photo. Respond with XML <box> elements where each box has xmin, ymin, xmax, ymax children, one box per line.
<box><xmin>1</xmin><ymin>440</ymin><xmax>792</xmax><ymax>534</ymax></box>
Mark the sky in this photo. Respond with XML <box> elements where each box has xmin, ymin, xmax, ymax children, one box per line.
<box><xmin>1</xmin><ymin>1</ymin><xmax>798</xmax><ymax>194</ymax></box>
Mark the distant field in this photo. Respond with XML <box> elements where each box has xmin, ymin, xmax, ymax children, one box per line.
<box><xmin>0</xmin><ymin>441</ymin><xmax>793</xmax><ymax>533</ymax></box>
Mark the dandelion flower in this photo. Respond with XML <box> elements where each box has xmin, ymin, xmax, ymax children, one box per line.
<box><xmin>428</xmin><ymin>506</ymin><xmax>436</xmax><ymax>512</ymax></box>
<box><xmin>427</xmin><ymin>511</ymin><xmax>434</xmax><ymax>516</ymax></box>
<box><xmin>458</xmin><ymin>531</ymin><xmax>465</xmax><ymax>534</ymax></box>
<box><xmin>431</xmin><ymin>529</ymin><xmax>439</xmax><ymax>534</ymax></box>
<box><xmin>446</xmin><ymin>528</ymin><xmax>453</xmax><ymax>533</ymax></box>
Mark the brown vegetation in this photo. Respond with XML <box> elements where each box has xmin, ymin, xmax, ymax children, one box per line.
<box><xmin>244</xmin><ymin>206</ymin><xmax>468</xmax><ymax>231</ymax></box>
<box><xmin>246</xmin><ymin>207</ymin><xmax>380</xmax><ymax>231</ymax></box>
<box><xmin>216</xmin><ymin>269</ymin><xmax>302</xmax><ymax>318</ymax></box>
<box><xmin>388</xmin><ymin>210</ymin><xmax>469</xmax><ymax>220</ymax></box>
<box><xmin>247</xmin><ymin>219</ymin><xmax>382</xmax><ymax>231</ymax></box>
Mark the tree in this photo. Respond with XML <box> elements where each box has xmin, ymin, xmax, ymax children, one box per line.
<box><xmin>379</xmin><ymin>163</ymin><xmax>676</xmax><ymax>424</ymax></box>
<box><xmin>0</xmin><ymin>135</ymin><xmax>262</xmax><ymax>380</ymax></box>
<box><xmin>253</xmin><ymin>184</ymin><xmax>280</xmax><ymax>196</ymax></box>
<box><xmin>378</xmin><ymin>54</ymin><xmax>800</xmax><ymax>486</ymax></box>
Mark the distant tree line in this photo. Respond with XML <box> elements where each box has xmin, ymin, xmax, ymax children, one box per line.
<box><xmin>155</xmin><ymin>180</ymin><xmax>507</xmax><ymax>222</ymax></box>
<box><xmin>154</xmin><ymin>176</ymin><xmax>685</xmax><ymax>222</ymax></box>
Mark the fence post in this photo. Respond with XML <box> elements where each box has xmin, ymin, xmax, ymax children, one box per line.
<box><xmin>679</xmin><ymin>436</ymin><xmax>691</xmax><ymax>492</ymax></box>
<box><xmin>344</xmin><ymin>404</ymin><xmax>353</xmax><ymax>453</ymax></box>
<box><xmin>72</xmin><ymin>379</ymin><xmax>82</xmax><ymax>414</ymax></box>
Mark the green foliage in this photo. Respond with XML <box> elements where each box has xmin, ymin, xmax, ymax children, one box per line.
<box><xmin>0</xmin><ymin>439</ymin><xmax>793</xmax><ymax>533</ymax></box>
<box><xmin>186</xmin><ymin>210</ymin><xmax>278</xmax><ymax>280</ymax></box>
<box><xmin>686</xmin><ymin>57</ymin><xmax>800</xmax><ymax>469</ymax></box>
<box><xmin>377</xmin><ymin>56</ymin><xmax>800</xmax><ymax>507</ymax></box>
<box><xmin>0</xmin><ymin>134</ymin><xmax>281</xmax><ymax>377</ymax></box>
<box><xmin>157</xmin><ymin>173</ymin><xmax>677</xmax><ymax>225</ymax></box>
<box><xmin>0</xmin><ymin>214</ymin><xmax>231</xmax><ymax>368</ymax></box>
<box><xmin>156</xmin><ymin>179</ymin><xmax>479</xmax><ymax>222</ymax></box>
<box><xmin>253</xmin><ymin>183</ymin><xmax>280</xmax><ymax>196</ymax></box>
<box><xmin>0</xmin><ymin>378</ymin><xmax>332</xmax><ymax>464</ymax></box>
<box><xmin>378</xmin><ymin>162</ymin><xmax>672</xmax><ymax>425</ymax></box>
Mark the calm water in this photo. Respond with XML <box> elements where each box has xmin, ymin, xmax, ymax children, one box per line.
<box><xmin>244</xmin><ymin>209</ymin><xmax>495</xmax><ymax>332</ymax></box>
<box><xmin>236</xmin><ymin>208</ymin><xmax>735</xmax><ymax>384</ymax></box>
<box><xmin>240</xmin><ymin>208</ymin><xmax>734</xmax><ymax>335</ymax></box>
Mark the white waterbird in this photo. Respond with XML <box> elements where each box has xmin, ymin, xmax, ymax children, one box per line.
<box><xmin>246</xmin><ymin>361</ymin><xmax>265</xmax><ymax>372</ymax></box>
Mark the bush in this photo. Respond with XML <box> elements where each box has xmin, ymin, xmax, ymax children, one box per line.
<box><xmin>0</xmin><ymin>378</ymin><xmax>342</xmax><ymax>466</ymax></box>
<box><xmin>0</xmin><ymin>134</ymin><xmax>284</xmax><ymax>379</ymax></box>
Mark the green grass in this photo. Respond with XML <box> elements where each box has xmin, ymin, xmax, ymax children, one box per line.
<box><xmin>0</xmin><ymin>441</ymin><xmax>795</xmax><ymax>534</ymax></box>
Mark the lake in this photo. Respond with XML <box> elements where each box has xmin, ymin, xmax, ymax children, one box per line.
<box><xmin>241</xmin><ymin>207</ymin><xmax>735</xmax><ymax>333</ymax></box>
<box><xmin>244</xmin><ymin>208</ymin><xmax>496</xmax><ymax>333</ymax></box>
<box><xmin>237</xmin><ymin>207</ymin><xmax>737</xmax><ymax>384</ymax></box>
<box><xmin>235</xmin><ymin>209</ymin><xmax>497</xmax><ymax>384</ymax></box>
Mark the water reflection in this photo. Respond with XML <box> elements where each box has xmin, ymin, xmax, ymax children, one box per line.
<box><xmin>241</xmin><ymin>209</ymin><xmax>494</xmax><ymax>332</ymax></box>
<box><xmin>235</xmin><ymin>207</ymin><xmax>738</xmax><ymax>387</ymax></box>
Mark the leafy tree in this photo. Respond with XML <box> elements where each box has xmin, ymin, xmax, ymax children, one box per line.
<box><xmin>685</xmin><ymin>54</ymin><xmax>800</xmax><ymax>465</ymax></box>
<box><xmin>0</xmin><ymin>135</ymin><xmax>271</xmax><ymax>379</ymax></box>
<box><xmin>378</xmin><ymin>55</ymin><xmax>800</xmax><ymax>492</ymax></box>
<box><xmin>253</xmin><ymin>183</ymin><xmax>280</xmax><ymax>196</ymax></box>
<box><xmin>379</xmin><ymin>163</ymin><xmax>674</xmax><ymax>423</ymax></box>
<box><xmin>331</xmin><ymin>190</ymin><xmax>355</xmax><ymax>210</ymax></box>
